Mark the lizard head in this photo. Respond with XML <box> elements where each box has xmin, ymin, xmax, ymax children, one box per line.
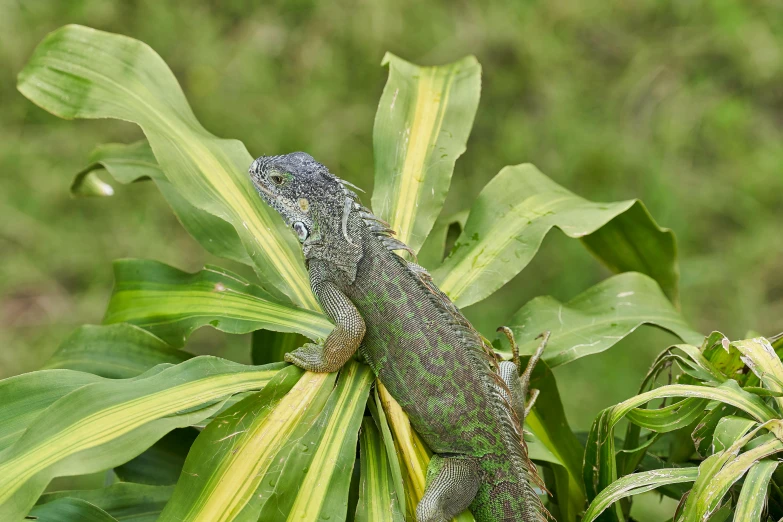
<box><xmin>249</xmin><ymin>152</ymin><xmax>345</xmax><ymax>243</ymax></box>
<box><xmin>249</xmin><ymin>153</ymin><xmax>364</xmax><ymax>278</ymax></box>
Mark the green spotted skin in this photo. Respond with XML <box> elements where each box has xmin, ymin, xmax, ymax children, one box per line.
<box><xmin>342</xmin><ymin>223</ymin><xmax>543</xmax><ymax>521</ymax></box>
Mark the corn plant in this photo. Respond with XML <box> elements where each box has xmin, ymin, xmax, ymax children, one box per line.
<box><xmin>582</xmin><ymin>332</ymin><xmax>783</xmax><ymax>522</ymax></box>
<box><xmin>6</xmin><ymin>24</ymin><xmax>703</xmax><ymax>521</ymax></box>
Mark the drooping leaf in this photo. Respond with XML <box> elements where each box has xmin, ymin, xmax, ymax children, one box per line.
<box><xmin>72</xmin><ymin>141</ymin><xmax>252</xmax><ymax>266</ymax></box>
<box><xmin>104</xmin><ymin>259</ymin><xmax>331</xmax><ymax>347</ymax></box>
<box><xmin>27</xmin><ymin>497</ymin><xmax>118</xmax><ymax>522</ymax></box>
<box><xmin>43</xmin><ymin>323</ymin><xmax>191</xmax><ymax>378</ymax></box>
<box><xmin>158</xmin><ymin>366</ymin><xmax>334</xmax><ymax>522</ymax></box>
<box><xmin>113</xmin><ymin>428</ymin><xmax>199</xmax><ymax>485</ymax></box>
<box><xmin>356</xmin><ymin>417</ymin><xmax>405</xmax><ymax>522</ymax></box>
<box><xmin>37</xmin><ymin>483</ymin><xmax>174</xmax><ymax>522</ymax></box>
<box><xmin>581</xmin><ymin>467</ymin><xmax>699</xmax><ymax>522</ymax></box>
<box><xmin>583</xmin><ymin>380</ymin><xmax>778</xmax><ymax>521</ymax></box>
<box><xmin>498</xmin><ymin>272</ymin><xmax>702</xmax><ymax>367</ymax></box>
<box><xmin>0</xmin><ymin>357</ymin><xmax>283</xmax><ymax>520</ymax></box>
<box><xmin>680</xmin><ymin>422</ymin><xmax>783</xmax><ymax>521</ymax></box>
<box><xmin>731</xmin><ymin>337</ymin><xmax>783</xmax><ymax>411</ymax></box>
<box><xmin>432</xmin><ymin>164</ymin><xmax>678</xmax><ymax>308</ymax></box>
<box><xmin>733</xmin><ymin>459</ymin><xmax>778</xmax><ymax>522</ymax></box>
<box><xmin>372</xmin><ymin>53</ymin><xmax>480</xmax><ymax>253</ymax></box>
<box><xmin>251</xmin><ymin>329</ymin><xmax>309</xmax><ymax>365</ymax></box>
<box><xmin>17</xmin><ymin>24</ymin><xmax>316</xmax><ymax>308</ymax></box>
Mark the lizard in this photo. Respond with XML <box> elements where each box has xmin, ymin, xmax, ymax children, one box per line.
<box><xmin>249</xmin><ymin>152</ymin><xmax>550</xmax><ymax>522</ymax></box>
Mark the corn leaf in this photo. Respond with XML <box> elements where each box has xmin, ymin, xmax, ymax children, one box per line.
<box><xmin>356</xmin><ymin>417</ymin><xmax>405</xmax><ymax>522</ymax></box>
<box><xmin>104</xmin><ymin>259</ymin><xmax>331</xmax><ymax>347</ymax></box>
<box><xmin>266</xmin><ymin>361</ymin><xmax>373</xmax><ymax>521</ymax></box>
<box><xmin>372</xmin><ymin>53</ymin><xmax>480</xmax><ymax>253</ymax></box>
<box><xmin>0</xmin><ymin>369</ymin><xmax>104</xmax><ymax>453</ymax></box>
<box><xmin>27</xmin><ymin>497</ymin><xmax>118</xmax><ymax>522</ymax></box>
<box><xmin>733</xmin><ymin>459</ymin><xmax>778</xmax><ymax>522</ymax></box>
<box><xmin>17</xmin><ymin>24</ymin><xmax>315</xmax><ymax>308</ymax></box>
<box><xmin>0</xmin><ymin>357</ymin><xmax>282</xmax><ymax>520</ymax></box>
<box><xmin>37</xmin><ymin>483</ymin><xmax>174</xmax><ymax>522</ymax></box>
<box><xmin>680</xmin><ymin>422</ymin><xmax>783</xmax><ymax>520</ymax></box>
<box><xmin>72</xmin><ymin>141</ymin><xmax>252</xmax><ymax>266</ymax></box>
<box><xmin>251</xmin><ymin>329</ymin><xmax>309</xmax><ymax>365</ymax></box>
<box><xmin>368</xmin><ymin>387</ymin><xmax>407</xmax><ymax>518</ymax></box>
<box><xmin>432</xmin><ymin>164</ymin><xmax>678</xmax><ymax>308</ymax></box>
<box><xmin>582</xmin><ymin>467</ymin><xmax>699</xmax><ymax>522</ymax></box>
<box><xmin>113</xmin><ymin>428</ymin><xmax>199</xmax><ymax>485</ymax></box>
<box><xmin>583</xmin><ymin>380</ymin><xmax>777</xmax><ymax>521</ymax></box>
<box><xmin>524</xmin><ymin>358</ymin><xmax>585</xmax><ymax>521</ymax></box>
<box><xmin>498</xmin><ymin>272</ymin><xmax>702</xmax><ymax>367</ymax></box>
<box><xmin>732</xmin><ymin>337</ymin><xmax>783</xmax><ymax>411</ymax></box>
<box><xmin>42</xmin><ymin>324</ymin><xmax>191</xmax><ymax>378</ymax></box>
<box><xmin>158</xmin><ymin>366</ymin><xmax>334</xmax><ymax>522</ymax></box>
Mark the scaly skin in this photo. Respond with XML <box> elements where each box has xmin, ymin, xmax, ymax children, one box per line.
<box><xmin>249</xmin><ymin>152</ymin><xmax>548</xmax><ymax>522</ymax></box>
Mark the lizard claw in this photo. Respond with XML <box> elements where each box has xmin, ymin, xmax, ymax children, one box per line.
<box><xmin>284</xmin><ymin>341</ymin><xmax>341</xmax><ymax>373</ymax></box>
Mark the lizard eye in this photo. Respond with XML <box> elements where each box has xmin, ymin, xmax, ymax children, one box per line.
<box><xmin>270</xmin><ymin>173</ymin><xmax>285</xmax><ymax>186</ymax></box>
<box><xmin>293</xmin><ymin>221</ymin><xmax>309</xmax><ymax>242</ymax></box>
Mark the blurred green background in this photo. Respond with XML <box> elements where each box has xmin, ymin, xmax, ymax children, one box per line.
<box><xmin>1</xmin><ymin>1</ymin><xmax>782</xmax><ymax>518</ymax></box>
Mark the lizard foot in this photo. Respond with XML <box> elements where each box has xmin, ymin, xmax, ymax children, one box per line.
<box><xmin>284</xmin><ymin>341</ymin><xmax>342</xmax><ymax>373</ymax></box>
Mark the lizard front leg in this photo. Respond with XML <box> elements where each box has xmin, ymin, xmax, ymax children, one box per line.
<box><xmin>285</xmin><ymin>278</ymin><xmax>365</xmax><ymax>373</ymax></box>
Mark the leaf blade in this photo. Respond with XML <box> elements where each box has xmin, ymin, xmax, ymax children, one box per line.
<box><xmin>0</xmin><ymin>357</ymin><xmax>283</xmax><ymax>520</ymax></box>
<box><xmin>104</xmin><ymin>259</ymin><xmax>332</xmax><ymax>347</ymax></box>
<box><xmin>372</xmin><ymin>53</ymin><xmax>480</xmax><ymax>252</ymax></box>
<box><xmin>433</xmin><ymin>164</ymin><xmax>678</xmax><ymax>307</ymax></box>
<box><xmin>17</xmin><ymin>24</ymin><xmax>315</xmax><ymax>308</ymax></box>
<box><xmin>501</xmin><ymin>272</ymin><xmax>702</xmax><ymax>367</ymax></box>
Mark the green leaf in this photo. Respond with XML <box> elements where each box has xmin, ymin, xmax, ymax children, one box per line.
<box><xmin>499</xmin><ymin>272</ymin><xmax>702</xmax><ymax>367</ymax></box>
<box><xmin>37</xmin><ymin>483</ymin><xmax>174</xmax><ymax>522</ymax></box>
<box><xmin>356</xmin><ymin>417</ymin><xmax>405</xmax><ymax>522</ymax></box>
<box><xmin>0</xmin><ymin>357</ymin><xmax>283</xmax><ymax>520</ymax></box>
<box><xmin>72</xmin><ymin>141</ymin><xmax>252</xmax><ymax>266</ymax></box>
<box><xmin>27</xmin><ymin>497</ymin><xmax>118</xmax><ymax>522</ymax></box>
<box><xmin>732</xmin><ymin>337</ymin><xmax>783</xmax><ymax>411</ymax></box>
<box><xmin>368</xmin><ymin>387</ymin><xmax>407</xmax><ymax>518</ymax></box>
<box><xmin>692</xmin><ymin>403</ymin><xmax>738</xmax><ymax>457</ymax></box>
<box><xmin>264</xmin><ymin>361</ymin><xmax>374</xmax><ymax>521</ymax></box>
<box><xmin>583</xmin><ymin>380</ymin><xmax>778</xmax><ymax>521</ymax></box>
<box><xmin>113</xmin><ymin>428</ymin><xmax>199</xmax><ymax>485</ymax></box>
<box><xmin>372</xmin><ymin>53</ymin><xmax>480</xmax><ymax>253</ymax></box>
<box><xmin>582</xmin><ymin>467</ymin><xmax>699</xmax><ymax>522</ymax></box>
<box><xmin>251</xmin><ymin>329</ymin><xmax>309</xmax><ymax>366</ymax></box>
<box><xmin>159</xmin><ymin>366</ymin><xmax>334</xmax><ymax>521</ymax></box>
<box><xmin>104</xmin><ymin>259</ymin><xmax>331</xmax><ymax>347</ymax></box>
<box><xmin>0</xmin><ymin>369</ymin><xmax>104</xmax><ymax>452</ymax></box>
<box><xmin>42</xmin><ymin>324</ymin><xmax>191</xmax><ymax>378</ymax></box>
<box><xmin>625</xmin><ymin>398</ymin><xmax>710</xmax><ymax>433</ymax></box>
<box><xmin>17</xmin><ymin>24</ymin><xmax>316</xmax><ymax>308</ymax></box>
<box><xmin>680</xmin><ymin>422</ymin><xmax>783</xmax><ymax>520</ymax></box>
<box><xmin>733</xmin><ymin>459</ymin><xmax>778</xmax><ymax>522</ymax></box>
<box><xmin>524</xmin><ymin>358</ymin><xmax>585</xmax><ymax>521</ymax></box>
<box><xmin>432</xmin><ymin>164</ymin><xmax>678</xmax><ymax>308</ymax></box>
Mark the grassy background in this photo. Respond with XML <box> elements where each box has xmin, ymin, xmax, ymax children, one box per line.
<box><xmin>2</xmin><ymin>1</ymin><xmax>782</xmax><ymax>518</ymax></box>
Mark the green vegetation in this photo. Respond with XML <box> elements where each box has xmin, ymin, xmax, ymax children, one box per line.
<box><xmin>1</xmin><ymin>2</ymin><xmax>781</xmax><ymax>521</ymax></box>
